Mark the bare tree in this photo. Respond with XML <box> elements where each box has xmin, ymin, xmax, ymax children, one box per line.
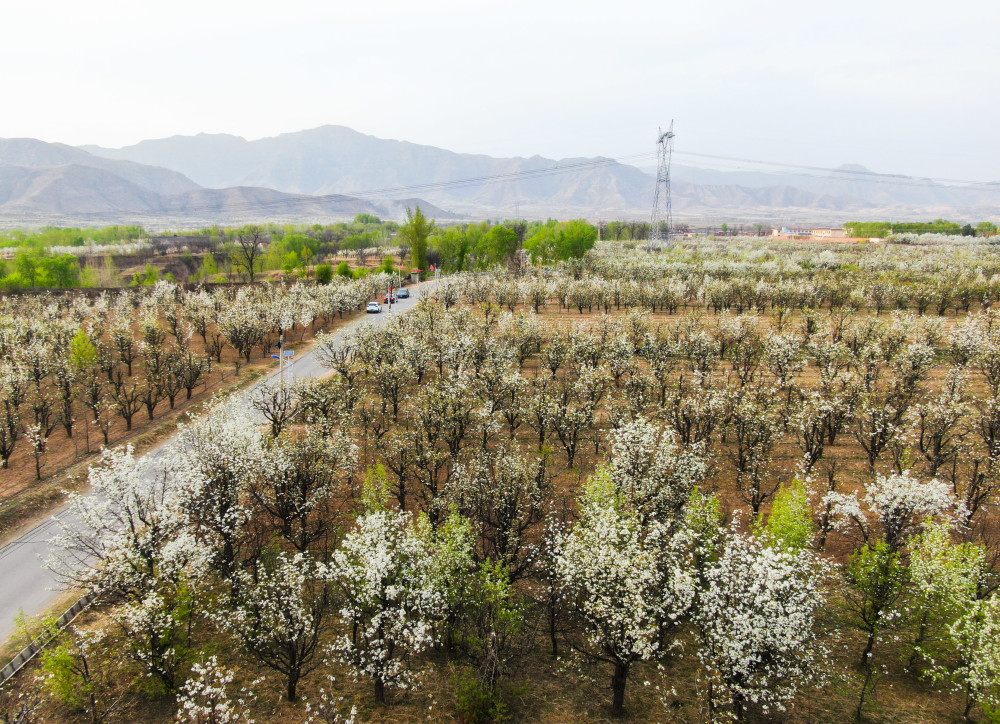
<box><xmin>232</xmin><ymin>225</ymin><xmax>267</xmax><ymax>283</ymax></box>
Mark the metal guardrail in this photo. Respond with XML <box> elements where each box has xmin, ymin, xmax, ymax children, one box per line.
<box><xmin>0</xmin><ymin>593</ymin><xmax>93</xmax><ymax>687</ymax></box>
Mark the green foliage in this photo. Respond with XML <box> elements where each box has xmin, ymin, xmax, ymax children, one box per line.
<box><xmin>453</xmin><ymin>668</ymin><xmax>512</xmax><ymax>723</ymax></box>
<box><xmin>0</xmin><ymin>250</ymin><xmax>81</xmax><ymax>288</ymax></box>
<box><xmin>354</xmin><ymin>213</ymin><xmax>382</xmax><ymax>225</ymax></box>
<box><xmin>361</xmin><ymin>464</ymin><xmax>392</xmax><ymax>513</ymax></box>
<box><xmin>266</xmin><ymin>233</ymin><xmax>315</xmax><ymax>273</ymax></box>
<box><xmin>848</xmin><ymin>542</ymin><xmax>908</xmax><ymax>614</ymax></box>
<box><xmin>69</xmin><ymin>328</ymin><xmax>98</xmax><ymax>370</ymax></box>
<box><xmin>447</xmin><ymin>558</ymin><xmax>528</xmax><ymax>722</ymax></box>
<box><xmin>401</xmin><ymin>206</ymin><xmax>435</xmax><ymax>273</ymax></box>
<box><xmin>524</xmin><ymin>219</ymin><xmax>598</xmax><ymax>262</ymax></box>
<box><xmin>336</xmin><ymin>261</ymin><xmax>353</xmax><ymax>278</ymax></box>
<box><xmin>684</xmin><ymin>486</ymin><xmax>725</xmax><ymax>564</ymax></box>
<box><xmin>758</xmin><ymin>479</ymin><xmax>814</xmax><ymax>550</ymax></box>
<box><xmin>79</xmin><ymin>265</ymin><xmax>100</xmax><ymax>288</ymax></box>
<box><xmin>0</xmin><ymin>272</ymin><xmax>27</xmax><ymax>290</ymax></box>
<box><xmin>843</xmin><ymin>219</ymin><xmax>986</xmax><ymax>238</ymax></box>
<box><xmin>477</xmin><ymin>225</ymin><xmax>520</xmax><ymax>268</ymax></box>
<box><xmin>0</xmin><ymin>224</ymin><xmax>145</xmax><ymax>250</ymax></box>
<box><xmin>315</xmin><ymin>263</ymin><xmax>333</xmax><ymax>284</ymax></box>
<box><xmin>281</xmin><ymin>251</ymin><xmax>300</xmax><ymax>273</ymax></box>
<box><xmin>581</xmin><ymin>467</ymin><xmax>622</xmax><ymax>513</ymax></box>
<box><xmin>846</xmin><ymin>542</ymin><xmax>909</xmax><ymax>665</ymax></box>
<box><xmin>908</xmin><ymin>521</ymin><xmax>986</xmax><ymax>667</ymax></box>
<box><xmin>432</xmin><ymin>225</ymin><xmax>475</xmax><ymax>271</ymax></box>
<box><xmin>194</xmin><ymin>252</ymin><xmax>218</xmax><ymax>281</ymax></box>
<box><xmin>131</xmin><ymin>263</ymin><xmax>160</xmax><ymax>286</ymax></box>
<box><xmin>42</xmin><ymin>640</ymin><xmax>95</xmax><ymax>711</ymax></box>
<box><xmin>557</xmin><ymin>219</ymin><xmax>599</xmax><ymax>259</ymax></box>
<box><xmin>37</xmin><ymin>626</ymin><xmax>122</xmax><ymax>719</ymax></box>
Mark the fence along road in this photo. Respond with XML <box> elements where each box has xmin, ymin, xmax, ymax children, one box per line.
<box><xmin>0</xmin><ymin>283</ymin><xmax>431</xmax><ymax>646</ymax></box>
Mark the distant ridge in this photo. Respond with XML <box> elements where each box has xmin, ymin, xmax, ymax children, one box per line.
<box><xmin>0</xmin><ymin>127</ymin><xmax>997</xmax><ymax>226</ymax></box>
<box><xmin>0</xmin><ymin>138</ymin><xmax>200</xmax><ymax>195</ymax></box>
<box><xmin>82</xmin><ymin>125</ymin><xmax>1000</xmax><ymax>221</ymax></box>
<box><xmin>82</xmin><ymin>125</ymin><xmax>656</xmax><ymax>215</ymax></box>
<box><xmin>0</xmin><ymin>137</ymin><xmax>459</xmax><ymax>227</ymax></box>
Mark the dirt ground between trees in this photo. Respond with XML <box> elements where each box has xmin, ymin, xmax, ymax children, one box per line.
<box><xmin>0</xmin><ymin>307</ymin><xmax>366</xmax><ymax>544</ymax></box>
<box><xmin>0</xmin><ymin>295</ymin><xmax>985</xmax><ymax>723</ymax></box>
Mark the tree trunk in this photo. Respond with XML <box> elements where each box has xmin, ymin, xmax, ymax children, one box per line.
<box><xmin>374</xmin><ymin>677</ymin><xmax>386</xmax><ymax>705</ymax></box>
<box><xmin>860</xmin><ymin>629</ymin><xmax>877</xmax><ymax>668</ymax></box>
<box><xmin>856</xmin><ymin>662</ymin><xmax>875</xmax><ymax>722</ymax></box>
<box><xmin>611</xmin><ymin>660</ymin><xmax>629</xmax><ymax>717</ymax></box>
<box><xmin>733</xmin><ymin>691</ymin><xmax>746</xmax><ymax>722</ymax></box>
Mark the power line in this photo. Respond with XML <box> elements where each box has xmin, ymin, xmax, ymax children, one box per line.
<box><xmin>672</xmin><ymin>150</ymin><xmax>1000</xmax><ymax>188</ymax></box>
<box><xmin>59</xmin><ymin>146</ymin><xmax>998</xmax><ymax>221</ymax></box>
<box><xmin>115</xmin><ymin>154</ymin><xmax>659</xmax><ymax>219</ymax></box>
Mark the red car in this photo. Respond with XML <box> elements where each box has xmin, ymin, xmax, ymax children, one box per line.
<box><xmin>383</xmin><ymin>293</ymin><xmax>397</xmax><ymax>304</ymax></box>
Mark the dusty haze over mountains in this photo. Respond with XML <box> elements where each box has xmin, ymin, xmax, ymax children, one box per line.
<box><xmin>0</xmin><ymin>125</ymin><xmax>995</xmax><ymax>228</ymax></box>
<box><xmin>0</xmin><ymin>0</ymin><xmax>997</xmax><ymax>228</ymax></box>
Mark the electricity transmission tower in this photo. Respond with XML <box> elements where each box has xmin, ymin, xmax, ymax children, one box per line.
<box><xmin>648</xmin><ymin>121</ymin><xmax>675</xmax><ymax>250</ymax></box>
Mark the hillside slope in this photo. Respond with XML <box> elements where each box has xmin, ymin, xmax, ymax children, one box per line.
<box><xmin>0</xmin><ymin>138</ymin><xmax>201</xmax><ymax>195</ymax></box>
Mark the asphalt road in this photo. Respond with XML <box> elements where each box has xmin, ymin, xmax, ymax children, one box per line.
<box><xmin>0</xmin><ymin>284</ymin><xmax>429</xmax><ymax>643</ymax></box>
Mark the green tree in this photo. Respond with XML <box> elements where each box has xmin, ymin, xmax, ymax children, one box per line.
<box><xmin>14</xmin><ymin>251</ymin><xmax>41</xmax><ymax>286</ymax></box>
<box><xmin>401</xmin><ymin>206</ymin><xmax>435</xmax><ymax>274</ymax></box>
<box><xmin>847</xmin><ymin>542</ymin><xmax>908</xmax><ymax>666</ymax></box>
<box><xmin>336</xmin><ymin>261</ymin><xmax>353</xmax><ymax>278</ymax></box>
<box><xmin>41</xmin><ymin>254</ymin><xmax>81</xmax><ymax>287</ymax></box>
<box><xmin>315</xmin><ymin>264</ymin><xmax>333</xmax><ymax>284</ymax></box>
<box><xmin>555</xmin><ymin>219</ymin><xmax>598</xmax><ymax>259</ymax></box>
<box><xmin>69</xmin><ymin>328</ymin><xmax>99</xmax><ymax>370</ymax></box>
<box><xmin>977</xmin><ymin>221</ymin><xmax>998</xmax><ymax>236</ymax></box>
<box><xmin>846</xmin><ymin>542</ymin><xmax>909</xmax><ymax>720</ymax></box>
<box><xmin>432</xmin><ymin>226</ymin><xmax>473</xmax><ymax>271</ymax></box>
<box><xmin>758</xmin><ymin>478</ymin><xmax>815</xmax><ymax>550</ymax></box>
<box><xmin>524</xmin><ymin>220</ymin><xmax>597</xmax><ymax>263</ymax></box>
<box><xmin>476</xmin><ymin>225</ymin><xmax>520</xmax><ymax>268</ymax></box>
<box><xmin>524</xmin><ymin>221</ymin><xmax>559</xmax><ymax>263</ymax></box>
<box><xmin>908</xmin><ymin>522</ymin><xmax>985</xmax><ymax>671</ymax></box>
<box><xmin>196</xmin><ymin>252</ymin><xmax>218</xmax><ymax>281</ymax></box>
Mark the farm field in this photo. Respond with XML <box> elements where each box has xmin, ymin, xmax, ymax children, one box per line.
<box><xmin>0</xmin><ymin>276</ymin><xmax>391</xmax><ymax>540</ymax></box>
<box><xmin>4</xmin><ymin>233</ymin><xmax>1000</xmax><ymax>723</ymax></box>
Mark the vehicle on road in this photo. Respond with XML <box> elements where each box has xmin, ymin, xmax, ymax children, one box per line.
<box><xmin>396</xmin><ymin>287</ymin><xmax>410</xmax><ymax>298</ymax></box>
<box><xmin>366</xmin><ymin>301</ymin><xmax>382</xmax><ymax>313</ymax></box>
<box><xmin>383</xmin><ymin>293</ymin><xmax>396</xmax><ymax>304</ymax></box>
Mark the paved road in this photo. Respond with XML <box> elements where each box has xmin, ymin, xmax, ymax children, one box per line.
<box><xmin>0</xmin><ymin>285</ymin><xmax>429</xmax><ymax>643</ymax></box>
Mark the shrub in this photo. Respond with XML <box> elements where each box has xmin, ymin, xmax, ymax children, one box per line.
<box><xmin>453</xmin><ymin>669</ymin><xmax>511</xmax><ymax>724</ymax></box>
<box><xmin>315</xmin><ymin>263</ymin><xmax>333</xmax><ymax>285</ymax></box>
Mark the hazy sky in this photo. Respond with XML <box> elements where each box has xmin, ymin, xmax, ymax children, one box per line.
<box><xmin>2</xmin><ymin>0</ymin><xmax>997</xmax><ymax>181</ymax></box>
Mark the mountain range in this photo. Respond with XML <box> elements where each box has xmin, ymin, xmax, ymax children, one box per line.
<box><xmin>0</xmin><ymin>125</ymin><xmax>996</xmax><ymax>228</ymax></box>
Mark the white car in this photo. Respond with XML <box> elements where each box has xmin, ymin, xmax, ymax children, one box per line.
<box><xmin>366</xmin><ymin>301</ymin><xmax>382</xmax><ymax>314</ymax></box>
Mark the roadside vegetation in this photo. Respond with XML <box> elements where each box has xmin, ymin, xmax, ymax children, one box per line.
<box><xmin>0</xmin><ymin>209</ymin><xmax>601</xmax><ymax>291</ymax></box>
<box><xmin>0</xmin><ymin>274</ymin><xmax>392</xmax><ymax>537</ymax></box>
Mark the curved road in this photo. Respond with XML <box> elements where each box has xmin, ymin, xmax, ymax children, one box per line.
<box><xmin>0</xmin><ymin>285</ymin><xmax>429</xmax><ymax>643</ymax></box>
